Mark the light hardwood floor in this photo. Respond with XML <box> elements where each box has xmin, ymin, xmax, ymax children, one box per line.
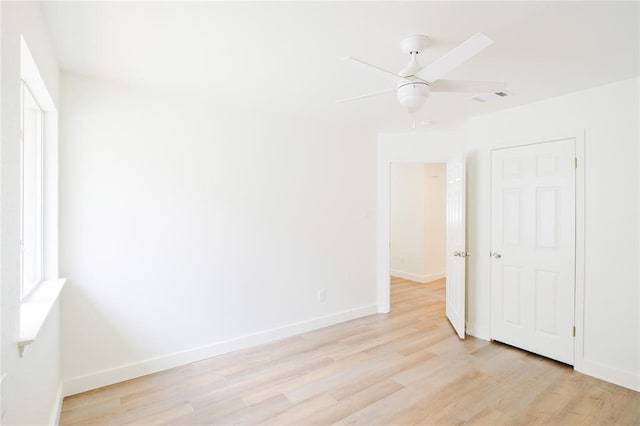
<box><xmin>61</xmin><ymin>277</ymin><xmax>640</xmax><ymax>425</ymax></box>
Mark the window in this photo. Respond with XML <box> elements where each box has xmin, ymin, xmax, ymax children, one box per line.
<box><xmin>20</xmin><ymin>81</ymin><xmax>45</xmax><ymax>299</ymax></box>
<box><xmin>17</xmin><ymin>36</ymin><xmax>64</xmax><ymax>354</ymax></box>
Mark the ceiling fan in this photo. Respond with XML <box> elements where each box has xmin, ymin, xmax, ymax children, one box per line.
<box><xmin>339</xmin><ymin>33</ymin><xmax>505</xmax><ymax>114</ymax></box>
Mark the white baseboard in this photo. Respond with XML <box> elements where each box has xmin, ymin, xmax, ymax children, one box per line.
<box><xmin>424</xmin><ymin>272</ymin><xmax>446</xmax><ymax>283</ymax></box>
<box><xmin>390</xmin><ymin>269</ymin><xmax>426</xmax><ymax>283</ymax></box>
<box><xmin>48</xmin><ymin>383</ymin><xmax>63</xmax><ymax>425</ymax></box>
<box><xmin>391</xmin><ymin>270</ymin><xmax>445</xmax><ymax>284</ymax></box>
<box><xmin>466</xmin><ymin>322</ymin><xmax>490</xmax><ymax>341</ymax></box>
<box><xmin>475</xmin><ymin>329</ymin><xmax>638</xmax><ymax>391</ymax></box>
<box><xmin>62</xmin><ymin>304</ymin><xmax>377</xmax><ymax>396</ymax></box>
<box><xmin>576</xmin><ymin>358</ymin><xmax>640</xmax><ymax>392</ymax></box>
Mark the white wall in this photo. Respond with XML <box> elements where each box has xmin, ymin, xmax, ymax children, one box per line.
<box><xmin>59</xmin><ymin>72</ymin><xmax>378</xmax><ymax>394</ymax></box>
<box><xmin>423</xmin><ymin>163</ymin><xmax>446</xmax><ymax>281</ymax></box>
<box><xmin>389</xmin><ymin>163</ymin><xmax>446</xmax><ymax>283</ymax></box>
<box><xmin>1</xmin><ymin>2</ymin><xmax>63</xmax><ymax>424</ymax></box>
<box><xmin>389</xmin><ymin>163</ymin><xmax>426</xmax><ymax>281</ymax></box>
<box><xmin>465</xmin><ymin>77</ymin><xmax>639</xmax><ymax>390</ymax></box>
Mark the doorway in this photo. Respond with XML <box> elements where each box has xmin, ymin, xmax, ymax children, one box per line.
<box><xmin>379</xmin><ymin>158</ymin><xmax>468</xmax><ymax>339</ymax></box>
<box><xmin>389</xmin><ymin>162</ymin><xmax>447</xmax><ymax>286</ymax></box>
<box><xmin>376</xmin><ymin>132</ymin><xmax>468</xmax><ymax>342</ymax></box>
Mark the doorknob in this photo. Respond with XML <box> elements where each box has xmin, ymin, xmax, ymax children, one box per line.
<box><xmin>490</xmin><ymin>252</ymin><xmax>502</xmax><ymax>259</ymax></box>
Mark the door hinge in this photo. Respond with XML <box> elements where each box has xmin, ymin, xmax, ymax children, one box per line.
<box><xmin>572</xmin><ymin>326</ymin><xmax>576</xmax><ymax>337</ymax></box>
<box><xmin>574</xmin><ymin>157</ymin><xmax>577</xmax><ymax>168</ymax></box>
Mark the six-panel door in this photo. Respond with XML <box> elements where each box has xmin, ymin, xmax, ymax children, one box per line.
<box><xmin>490</xmin><ymin>139</ymin><xmax>576</xmax><ymax>364</ymax></box>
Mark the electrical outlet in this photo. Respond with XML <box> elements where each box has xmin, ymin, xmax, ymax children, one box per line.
<box><xmin>317</xmin><ymin>289</ymin><xmax>326</xmax><ymax>303</ymax></box>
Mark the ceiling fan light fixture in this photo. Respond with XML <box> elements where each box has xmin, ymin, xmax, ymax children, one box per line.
<box><xmin>339</xmin><ymin>33</ymin><xmax>503</xmax><ymax>119</ymax></box>
<box><xmin>397</xmin><ymin>82</ymin><xmax>430</xmax><ymax>111</ymax></box>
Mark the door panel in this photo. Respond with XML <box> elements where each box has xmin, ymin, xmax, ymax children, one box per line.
<box><xmin>535</xmin><ymin>270</ymin><xmax>558</xmax><ymax>335</ymax></box>
<box><xmin>536</xmin><ymin>188</ymin><xmax>559</xmax><ymax>248</ymax></box>
<box><xmin>491</xmin><ymin>139</ymin><xmax>575</xmax><ymax>364</ymax></box>
<box><xmin>446</xmin><ymin>159</ymin><xmax>466</xmax><ymax>339</ymax></box>
<box><xmin>501</xmin><ymin>266</ymin><xmax>522</xmax><ymax>326</ymax></box>
<box><xmin>502</xmin><ymin>189</ymin><xmax>521</xmax><ymax>246</ymax></box>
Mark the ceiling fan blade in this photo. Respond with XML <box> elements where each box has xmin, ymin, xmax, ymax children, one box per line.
<box><xmin>430</xmin><ymin>80</ymin><xmax>506</xmax><ymax>93</ymax></box>
<box><xmin>336</xmin><ymin>87</ymin><xmax>397</xmax><ymax>103</ymax></box>
<box><xmin>416</xmin><ymin>33</ymin><xmax>494</xmax><ymax>83</ymax></box>
<box><xmin>343</xmin><ymin>57</ymin><xmax>408</xmax><ymax>85</ymax></box>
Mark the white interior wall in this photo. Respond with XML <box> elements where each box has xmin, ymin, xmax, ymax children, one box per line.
<box><xmin>389</xmin><ymin>163</ymin><xmax>426</xmax><ymax>282</ymax></box>
<box><xmin>423</xmin><ymin>163</ymin><xmax>446</xmax><ymax>282</ymax></box>
<box><xmin>0</xmin><ymin>2</ymin><xmax>63</xmax><ymax>424</ymax></box>
<box><xmin>59</xmin><ymin>72</ymin><xmax>378</xmax><ymax>394</ymax></box>
<box><xmin>464</xmin><ymin>77</ymin><xmax>639</xmax><ymax>390</ymax></box>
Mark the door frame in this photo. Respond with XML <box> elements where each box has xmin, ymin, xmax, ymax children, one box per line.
<box><xmin>377</xmin><ymin>132</ymin><xmax>463</xmax><ymax>313</ymax></box>
<box><xmin>488</xmin><ymin>131</ymin><xmax>585</xmax><ymax>371</ymax></box>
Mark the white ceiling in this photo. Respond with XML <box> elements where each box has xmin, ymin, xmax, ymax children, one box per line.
<box><xmin>41</xmin><ymin>1</ymin><xmax>639</xmax><ymax>131</ymax></box>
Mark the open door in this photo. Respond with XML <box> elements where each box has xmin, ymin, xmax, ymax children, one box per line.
<box><xmin>446</xmin><ymin>159</ymin><xmax>467</xmax><ymax>339</ymax></box>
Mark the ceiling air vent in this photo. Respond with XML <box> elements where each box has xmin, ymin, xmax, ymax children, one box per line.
<box><xmin>472</xmin><ymin>91</ymin><xmax>511</xmax><ymax>103</ymax></box>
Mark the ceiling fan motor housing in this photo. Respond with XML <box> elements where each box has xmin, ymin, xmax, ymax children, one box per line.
<box><xmin>397</xmin><ymin>81</ymin><xmax>430</xmax><ymax>111</ymax></box>
<box><xmin>401</xmin><ymin>35</ymin><xmax>429</xmax><ymax>55</ymax></box>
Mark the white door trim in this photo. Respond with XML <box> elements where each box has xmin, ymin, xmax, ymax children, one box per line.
<box><xmin>573</xmin><ymin>131</ymin><xmax>586</xmax><ymax>373</ymax></box>
<box><xmin>487</xmin><ymin>130</ymin><xmax>585</xmax><ymax>370</ymax></box>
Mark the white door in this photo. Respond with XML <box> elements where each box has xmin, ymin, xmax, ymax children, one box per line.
<box><xmin>446</xmin><ymin>159</ymin><xmax>467</xmax><ymax>339</ymax></box>
<box><xmin>490</xmin><ymin>139</ymin><xmax>575</xmax><ymax>364</ymax></box>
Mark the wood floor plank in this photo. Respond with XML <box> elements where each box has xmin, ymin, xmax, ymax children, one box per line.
<box><xmin>61</xmin><ymin>277</ymin><xmax>640</xmax><ymax>425</ymax></box>
<box><xmin>308</xmin><ymin>379</ymin><xmax>404</xmax><ymax>425</ymax></box>
<box><xmin>207</xmin><ymin>394</ymin><xmax>290</xmax><ymax>425</ymax></box>
<box><xmin>264</xmin><ymin>394</ymin><xmax>338</xmax><ymax>425</ymax></box>
<box><xmin>241</xmin><ymin>353</ymin><xmax>371</xmax><ymax>406</ymax></box>
<box><xmin>122</xmin><ymin>402</ymin><xmax>194</xmax><ymax>426</ymax></box>
<box><xmin>284</xmin><ymin>351</ymin><xmax>404</xmax><ymax>404</ymax></box>
<box><xmin>168</xmin><ymin>397</ymin><xmax>245</xmax><ymax>425</ymax></box>
<box><xmin>327</xmin><ymin>347</ymin><xmax>436</xmax><ymax>401</ymax></box>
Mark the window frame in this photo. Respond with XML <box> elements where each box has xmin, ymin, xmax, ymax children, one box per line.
<box><xmin>17</xmin><ymin>35</ymin><xmax>65</xmax><ymax>356</ymax></box>
<box><xmin>19</xmin><ymin>79</ymin><xmax>46</xmax><ymax>301</ymax></box>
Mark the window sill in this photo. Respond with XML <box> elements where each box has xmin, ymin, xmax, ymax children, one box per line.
<box><xmin>18</xmin><ymin>278</ymin><xmax>66</xmax><ymax>356</ymax></box>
